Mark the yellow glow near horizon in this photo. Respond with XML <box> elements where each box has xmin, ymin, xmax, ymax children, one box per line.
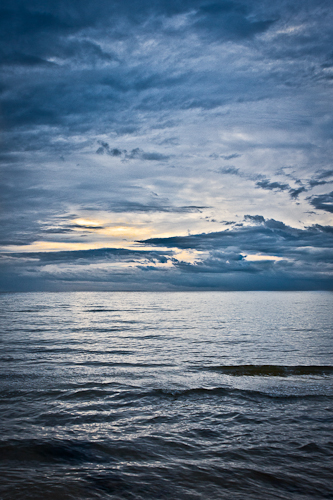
<box><xmin>0</xmin><ymin>241</ymin><xmax>139</xmax><ymax>253</ymax></box>
<box><xmin>71</xmin><ymin>217</ymin><xmax>152</xmax><ymax>239</ymax></box>
<box><xmin>103</xmin><ymin>226</ymin><xmax>151</xmax><ymax>238</ymax></box>
<box><xmin>174</xmin><ymin>249</ymin><xmax>203</xmax><ymax>264</ymax></box>
<box><xmin>72</xmin><ymin>218</ymin><xmax>104</xmax><ymax>227</ymax></box>
<box><xmin>0</xmin><ymin>224</ymin><xmax>189</xmax><ymax>253</ymax></box>
<box><xmin>245</xmin><ymin>254</ymin><xmax>284</xmax><ymax>262</ymax></box>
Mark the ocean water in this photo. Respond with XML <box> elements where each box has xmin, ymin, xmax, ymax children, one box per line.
<box><xmin>0</xmin><ymin>291</ymin><xmax>332</xmax><ymax>500</ymax></box>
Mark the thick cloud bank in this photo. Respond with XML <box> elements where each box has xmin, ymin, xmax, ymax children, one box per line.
<box><xmin>1</xmin><ymin>219</ymin><xmax>332</xmax><ymax>291</ymax></box>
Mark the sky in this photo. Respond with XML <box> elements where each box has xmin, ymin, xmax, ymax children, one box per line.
<box><xmin>0</xmin><ymin>0</ymin><xmax>333</xmax><ymax>291</ymax></box>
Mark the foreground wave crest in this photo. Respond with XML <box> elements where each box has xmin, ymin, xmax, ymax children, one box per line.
<box><xmin>205</xmin><ymin>365</ymin><xmax>333</xmax><ymax>376</ymax></box>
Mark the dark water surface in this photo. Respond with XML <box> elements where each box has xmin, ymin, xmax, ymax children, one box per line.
<box><xmin>0</xmin><ymin>291</ymin><xmax>332</xmax><ymax>499</ymax></box>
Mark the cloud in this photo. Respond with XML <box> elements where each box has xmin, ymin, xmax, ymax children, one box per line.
<box><xmin>244</xmin><ymin>214</ymin><xmax>265</xmax><ymax>224</ymax></box>
<box><xmin>218</xmin><ymin>166</ymin><xmax>241</xmax><ymax>176</ymax></box>
<box><xmin>193</xmin><ymin>1</ymin><xmax>275</xmax><ymax>42</ymax></box>
<box><xmin>309</xmin><ymin>191</ymin><xmax>333</xmax><ymax>213</ymax></box>
<box><xmin>217</xmin><ymin>170</ymin><xmax>306</xmax><ymax>201</ymax></box>
<box><xmin>141</xmin><ymin>151</ymin><xmax>170</xmax><ymax>161</ymax></box>
<box><xmin>139</xmin><ymin>218</ymin><xmax>333</xmax><ymax>259</ymax></box>
<box><xmin>95</xmin><ymin>143</ymin><xmax>170</xmax><ymax>161</ymax></box>
<box><xmin>7</xmin><ymin>247</ymin><xmax>170</xmax><ymax>264</ymax></box>
<box><xmin>105</xmin><ymin>203</ymin><xmax>207</xmax><ymax>213</ymax></box>
<box><xmin>317</xmin><ymin>169</ymin><xmax>333</xmax><ymax>180</ymax></box>
<box><xmin>125</xmin><ymin>148</ymin><xmax>170</xmax><ymax>162</ymax></box>
<box><xmin>308</xmin><ymin>179</ymin><xmax>330</xmax><ymax>188</ymax></box>
<box><xmin>0</xmin><ymin>51</ymin><xmax>54</xmax><ymax>67</ymax></box>
<box><xmin>308</xmin><ymin>169</ymin><xmax>333</xmax><ymax>188</ymax></box>
<box><xmin>0</xmin><ymin>0</ymin><xmax>332</xmax><ymax>290</ymax></box>
<box><xmin>220</xmin><ymin>153</ymin><xmax>241</xmax><ymax>160</ymax></box>
<box><xmin>256</xmin><ymin>179</ymin><xmax>290</xmax><ymax>192</ymax></box>
<box><xmin>1</xmin><ymin>218</ymin><xmax>332</xmax><ymax>291</ymax></box>
<box><xmin>289</xmin><ymin>186</ymin><xmax>307</xmax><ymax>199</ymax></box>
<box><xmin>256</xmin><ymin>179</ymin><xmax>307</xmax><ymax>199</ymax></box>
<box><xmin>96</xmin><ymin>142</ymin><xmax>122</xmax><ymax>156</ymax></box>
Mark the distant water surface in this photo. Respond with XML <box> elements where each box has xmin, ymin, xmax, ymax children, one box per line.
<box><xmin>0</xmin><ymin>291</ymin><xmax>332</xmax><ymax>499</ymax></box>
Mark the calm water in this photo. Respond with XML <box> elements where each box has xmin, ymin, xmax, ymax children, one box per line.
<box><xmin>0</xmin><ymin>291</ymin><xmax>332</xmax><ymax>499</ymax></box>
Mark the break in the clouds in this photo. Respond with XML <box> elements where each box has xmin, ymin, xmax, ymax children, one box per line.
<box><xmin>0</xmin><ymin>0</ymin><xmax>332</xmax><ymax>290</ymax></box>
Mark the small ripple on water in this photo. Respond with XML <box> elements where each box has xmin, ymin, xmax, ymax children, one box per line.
<box><xmin>0</xmin><ymin>291</ymin><xmax>333</xmax><ymax>499</ymax></box>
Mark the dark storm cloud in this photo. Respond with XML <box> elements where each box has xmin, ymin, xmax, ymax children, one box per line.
<box><xmin>309</xmin><ymin>192</ymin><xmax>333</xmax><ymax>213</ymax></box>
<box><xmin>136</xmin><ymin>220</ymin><xmax>333</xmax><ymax>288</ymax></box>
<box><xmin>171</xmin><ymin>253</ymin><xmax>271</xmax><ymax>276</ymax></box>
<box><xmin>0</xmin><ymin>0</ymin><xmax>279</xmax><ymax>141</ymax></box>
<box><xmin>311</xmin><ymin>224</ymin><xmax>333</xmax><ymax>235</ymax></box>
<box><xmin>140</xmin><ymin>219</ymin><xmax>333</xmax><ymax>259</ymax></box>
<box><xmin>193</xmin><ymin>1</ymin><xmax>275</xmax><ymax>42</ymax></box>
<box><xmin>1</xmin><ymin>0</ymin><xmax>331</xmax><ymax>158</ymax></box>
<box><xmin>0</xmin><ymin>0</ymin><xmax>275</xmax><ymax>56</ymax></box>
<box><xmin>6</xmin><ymin>247</ymin><xmax>170</xmax><ymax>264</ymax></box>
<box><xmin>0</xmin><ymin>52</ymin><xmax>54</xmax><ymax>67</ymax></box>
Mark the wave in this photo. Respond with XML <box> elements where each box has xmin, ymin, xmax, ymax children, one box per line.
<box><xmin>0</xmin><ymin>439</ymin><xmax>113</xmax><ymax>464</ymax></box>
<box><xmin>142</xmin><ymin>386</ymin><xmax>331</xmax><ymax>401</ymax></box>
<box><xmin>203</xmin><ymin>365</ymin><xmax>333</xmax><ymax>377</ymax></box>
<box><xmin>85</xmin><ymin>309</ymin><xmax>120</xmax><ymax>312</ymax></box>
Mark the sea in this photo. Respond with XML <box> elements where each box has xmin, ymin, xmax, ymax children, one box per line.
<box><xmin>0</xmin><ymin>291</ymin><xmax>332</xmax><ymax>499</ymax></box>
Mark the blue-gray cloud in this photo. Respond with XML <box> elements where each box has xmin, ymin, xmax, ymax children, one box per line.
<box><xmin>95</xmin><ymin>143</ymin><xmax>170</xmax><ymax>161</ymax></box>
<box><xmin>244</xmin><ymin>214</ymin><xmax>265</xmax><ymax>224</ymax></box>
<box><xmin>1</xmin><ymin>219</ymin><xmax>332</xmax><ymax>291</ymax></box>
<box><xmin>1</xmin><ymin>0</ymin><xmax>333</xmax><ymax>291</ymax></box>
<box><xmin>140</xmin><ymin>219</ymin><xmax>333</xmax><ymax>255</ymax></box>
<box><xmin>192</xmin><ymin>1</ymin><xmax>275</xmax><ymax>42</ymax></box>
<box><xmin>309</xmin><ymin>191</ymin><xmax>333</xmax><ymax>213</ymax></box>
<box><xmin>256</xmin><ymin>179</ymin><xmax>290</xmax><ymax>192</ymax></box>
<box><xmin>1</xmin><ymin>0</ymin><xmax>331</xmax><ymax>141</ymax></box>
<box><xmin>256</xmin><ymin>179</ymin><xmax>308</xmax><ymax>200</ymax></box>
<box><xmin>308</xmin><ymin>169</ymin><xmax>333</xmax><ymax>188</ymax></box>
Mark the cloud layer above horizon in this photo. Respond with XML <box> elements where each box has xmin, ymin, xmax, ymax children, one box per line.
<box><xmin>1</xmin><ymin>0</ymin><xmax>333</xmax><ymax>290</ymax></box>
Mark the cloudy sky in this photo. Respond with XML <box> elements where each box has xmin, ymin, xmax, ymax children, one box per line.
<box><xmin>1</xmin><ymin>0</ymin><xmax>333</xmax><ymax>291</ymax></box>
